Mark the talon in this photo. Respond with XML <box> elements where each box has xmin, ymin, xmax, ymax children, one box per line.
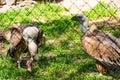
<box><xmin>17</xmin><ymin>60</ymin><xmax>21</xmax><ymax>68</ymax></box>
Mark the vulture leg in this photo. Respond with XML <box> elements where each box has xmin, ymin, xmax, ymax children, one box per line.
<box><xmin>6</xmin><ymin>31</ymin><xmax>26</xmax><ymax>68</ymax></box>
<box><xmin>16</xmin><ymin>53</ymin><xmax>21</xmax><ymax>68</ymax></box>
<box><xmin>10</xmin><ymin>39</ymin><xmax>26</xmax><ymax>68</ymax></box>
<box><xmin>7</xmin><ymin>43</ymin><xmax>22</xmax><ymax>68</ymax></box>
<box><xmin>26</xmin><ymin>57</ymin><xmax>33</xmax><ymax>73</ymax></box>
<box><xmin>96</xmin><ymin>60</ymin><xmax>108</xmax><ymax>74</ymax></box>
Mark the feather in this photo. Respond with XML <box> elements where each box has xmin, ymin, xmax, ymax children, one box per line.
<box><xmin>81</xmin><ymin>29</ymin><xmax>120</xmax><ymax>70</ymax></box>
<box><xmin>71</xmin><ymin>14</ymin><xmax>120</xmax><ymax>73</ymax></box>
<box><xmin>3</xmin><ymin>23</ymin><xmax>45</xmax><ymax>72</ymax></box>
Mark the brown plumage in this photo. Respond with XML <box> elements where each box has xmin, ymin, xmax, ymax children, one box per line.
<box><xmin>0</xmin><ymin>29</ymin><xmax>11</xmax><ymax>41</ymax></box>
<box><xmin>7</xmin><ymin>23</ymin><xmax>45</xmax><ymax>58</ymax></box>
<box><xmin>71</xmin><ymin>14</ymin><xmax>120</xmax><ymax>74</ymax></box>
<box><xmin>1</xmin><ymin>23</ymin><xmax>45</xmax><ymax>72</ymax></box>
<box><xmin>11</xmin><ymin>23</ymin><xmax>45</xmax><ymax>47</ymax></box>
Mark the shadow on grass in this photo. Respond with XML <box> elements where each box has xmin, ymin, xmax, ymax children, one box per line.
<box><xmin>113</xmin><ymin>26</ymin><xmax>120</xmax><ymax>38</ymax></box>
<box><xmin>37</xmin><ymin>45</ymin><xmax>97</xmax><ymax>78</ymax></box>
<box><xmin>37</xmin><ymin>17</ymin><xmax>78</xmax><ymax>39</ymax></box>
<box><xmin>37</xmin><ymin>43</ymin><xmax>120</xmax><ymax>80</ymax></box>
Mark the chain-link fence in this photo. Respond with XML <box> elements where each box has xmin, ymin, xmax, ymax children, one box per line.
<box><xmin>0</xmin><ymin>0</ymin><xmax>120</xmax><ymax>79</ymax></box>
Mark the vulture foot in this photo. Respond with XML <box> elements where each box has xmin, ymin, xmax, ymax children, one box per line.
<box><xmin>96</xmin><ymin>60</ymin><xmax>108</xmax><ymax>74</ymax></box>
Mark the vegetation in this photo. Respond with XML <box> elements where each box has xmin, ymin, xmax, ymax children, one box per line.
<box><xmin>83</xmin><ymin>1</ymin><xmax>117</xmax><ymax>18</ymax></box>
<box><xmin>0</xmin><ymin>2</ymin><xmax>120</xmax><ymax>80</ymax></box>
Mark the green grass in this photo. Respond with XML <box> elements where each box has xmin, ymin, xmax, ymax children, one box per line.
<box><xmin>0</xmin><ymin>2</ymin><xmax>120</xmax><ymax>80</ymax></box>
<box><xmin>83</xmin><ymin>1</ymin><xmax>117</xmax><ymax>18</ymax></box>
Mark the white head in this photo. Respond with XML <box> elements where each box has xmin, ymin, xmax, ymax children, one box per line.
<box><xmin>71</xmin><ymin>14</ymin><xmax>89</xmax><ymax>34</ymax></box>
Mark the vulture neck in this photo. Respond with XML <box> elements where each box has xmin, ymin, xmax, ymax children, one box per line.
<box><xmin>80</xmin><ymin>19</ymin><xmax>89</xmax><ymax>34</ymax></box>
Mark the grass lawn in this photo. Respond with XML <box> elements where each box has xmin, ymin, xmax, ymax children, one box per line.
<box><xmin>0</xmin><ymin>1</ymin><xmax>120</xmax><ymax>80</ymax></box>
<box><xmin>83</xmin><ymin>1</ymin><xmax>117</xmax><ymax>18</ymax></box>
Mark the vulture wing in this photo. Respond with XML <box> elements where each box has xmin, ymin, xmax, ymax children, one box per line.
<box><xmin>10</xmin><ymin>29</ymin><xmax>22</xmax><ymax>48</ymax></box>
<box><xmin>81</xmin><ymin>28</ymin><xmax>120</xmax><ymax>71</ymax></box>
<box><xmin>8</xmin><ymin>28</ymin><xmax>28</xmax><ymax>59</ymax></box>
<box><xmin>7</xmin><ymin>28</ymin><xmax>23</xmax><ymax>59</ymax></box>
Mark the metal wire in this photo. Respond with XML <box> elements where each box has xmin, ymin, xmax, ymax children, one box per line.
<box><xmin>0</xmin><ymin>0</ymin><xmax>120</xmax><ymax>78</ymax></box>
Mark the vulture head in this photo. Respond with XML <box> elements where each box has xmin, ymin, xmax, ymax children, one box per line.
<box><xmin>71</xmin><ymin>14</ymin><xmax>89</xmax><ymax>34</ymax></box>
<box><xmin>19</xmin><ymin>56</ymin><xmax>34</xmax><ymax>73</ymax></box>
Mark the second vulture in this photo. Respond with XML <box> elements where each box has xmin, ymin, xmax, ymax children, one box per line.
<box><xmin>71</xmin><ymin>14</ymin><xmax>120</xmax><ymax>74</ymax></box>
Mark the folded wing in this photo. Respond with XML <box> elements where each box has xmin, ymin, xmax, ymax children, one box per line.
<box><xmin>81</xmin><ymin>29</ymin><xmax>120</xmax><ymax>71</ymax></box>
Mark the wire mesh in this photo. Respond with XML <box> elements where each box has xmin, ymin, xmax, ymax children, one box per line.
<box><xmin>0</xmin><ymin>0</ymin><xmax>120</xmax><ymax>79</ymax></box>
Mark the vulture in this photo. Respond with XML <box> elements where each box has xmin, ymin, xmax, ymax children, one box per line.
<box><xmin>71</xmin><ymin>14</ymin><xmax>120</xmax><ymax>74</ymax></box>
<box><xmin>2</xmin><ymin>23</ymin><xmax>45</xmax><ymax>72</ymax></box>
<box><xmin>0</xmin><ymin>29</ymin><xmax>11</xmax><ymax>41</ymax></box>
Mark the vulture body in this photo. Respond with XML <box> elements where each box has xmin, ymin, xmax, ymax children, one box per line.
<box><xmin>71</xmin><ymin>14</ymin><xmax>120</xmax><ymax>73</ymax></box>
<box><xmin>0</xmin><ymin>29</ymin><xmax>11</xmax><ymax>41</ymax></box>
<box><xmin>1</xmin><ymin>23</ymin><xmax>45</xmax><ymax>72</ymax></box>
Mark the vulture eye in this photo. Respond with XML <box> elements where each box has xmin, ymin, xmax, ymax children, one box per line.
<box><xmin>78</xmin><ymin>16</ymin><xmax>83</xmax><ymax>19</ymax></box>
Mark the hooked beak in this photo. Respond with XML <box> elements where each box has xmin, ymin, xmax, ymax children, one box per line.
<box><xmin>71</xmin><ymin>15</ymin><xmax>83</xmax><ymax>22</ymax></box>
<box><xmin>71</xmin><ymin>16</ymin><xmax>78</xmax><ymax>21</ymax></box>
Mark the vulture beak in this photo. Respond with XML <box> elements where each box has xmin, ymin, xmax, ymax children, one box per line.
<box><xmin>71</xmin><ymin>15</ymin><xmax>78</xmax><ymax>21</ymax></box>
<box><xmin>71</xmin><ymin>15</ymin><xmax>84</xmax><ymax>22</ymax></box>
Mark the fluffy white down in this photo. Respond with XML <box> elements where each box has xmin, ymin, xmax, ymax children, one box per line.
<box><xmin>22</xmin><ymin>26</ymin><xmax>39</xmax><ymax>61</ymax></box>
<box><xmin>23</xmin><ymin>26</ymin><xmax>39</xmax><ymax>41</ymax></box>
<box><xmin>28</xmin><ymin>39</ymin><xmax>37</xmax><ymax>56</ymax></box>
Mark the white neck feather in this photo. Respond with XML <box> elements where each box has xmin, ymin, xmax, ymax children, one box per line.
<box><xmin>80</xmin><ymin>18</ymin><xmax>89</xmax><ymax>34</ymax></box>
